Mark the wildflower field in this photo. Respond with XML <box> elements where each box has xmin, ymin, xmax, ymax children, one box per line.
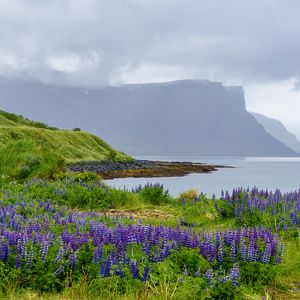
<box><xmin>0</xmin><ymin>175</ymin><xmax>299</xmax><ymax>299</ymax></box>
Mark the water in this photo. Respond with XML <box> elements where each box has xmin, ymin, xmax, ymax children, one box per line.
<box><xmin>105</xmin><ymin>156</ymin><xmax>300</xmax><ymax>197</ymax></box>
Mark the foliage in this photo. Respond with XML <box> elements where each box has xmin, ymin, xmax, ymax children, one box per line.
<box><xmin>179</xmin><ymin>189</ymin><xmax>199</xmax><ymax>202</ymax></box>
<box><xmin>139</xmin><ymin>184</ymin><xmax>171</xmax><ymax>205</ymax></box>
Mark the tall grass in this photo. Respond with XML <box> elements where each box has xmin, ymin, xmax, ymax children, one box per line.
<box><xmin>0</xmin><ymin>110</ymin><xmax>132</xmax><ymax>179</ymax></box>
<box><xmin>0</xmin><ymin>139</ymin><xmax>65</xmax><ymax>179</ymax></box>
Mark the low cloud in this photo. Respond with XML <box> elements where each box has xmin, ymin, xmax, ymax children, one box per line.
<box><xmin>0</xmin><ymin>0</ymin><xmax>299</xmax><ymax>87</ymax></box>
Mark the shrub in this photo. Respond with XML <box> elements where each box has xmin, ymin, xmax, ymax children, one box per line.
<box><xmin>140</xmin><ymin>186</ymin><xmax>171</xmax><ymax>205</ymax></box>
<box><xmin>179</xmin><ymin>189</ymin><xmax>199</xmax><ymax>201</ymax></box>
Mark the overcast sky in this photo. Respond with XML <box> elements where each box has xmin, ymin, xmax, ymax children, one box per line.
<box><xmin>1</xmin><ymin>0</ymin><xmax>300</xmax><ymax>137</ymax></box>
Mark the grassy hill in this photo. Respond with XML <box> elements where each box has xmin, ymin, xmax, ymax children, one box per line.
<box><xmin>0</xmin><ymin>110</ymin><xmax>132</xmax><ymax>179</ymax></box>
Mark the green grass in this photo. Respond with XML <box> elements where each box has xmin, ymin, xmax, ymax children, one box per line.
<box><xmin>0</xmin><ymin>110</ymin><xmax>132</xmax><ymax>179</ymax></box>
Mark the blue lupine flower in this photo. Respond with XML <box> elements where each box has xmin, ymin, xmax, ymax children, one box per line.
<box><xmin>130</xmin><ymin>259</ymin><xmax>138</xmax><ymax>279</ymax></box>
<box><xmin>142</xmin><ymin>265</ymin><xmax>150</xmax><ymax>282</ymax></box>
<box><xmin>205</xmin><ymin>268</ymin><xmax>213</xmax><ymax>287</ymax></box>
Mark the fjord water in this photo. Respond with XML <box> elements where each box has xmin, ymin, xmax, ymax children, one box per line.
<box><xmin>105</xmin><ymin>156</ymin><xmax>300</xmax><ymax>196</ymax></box>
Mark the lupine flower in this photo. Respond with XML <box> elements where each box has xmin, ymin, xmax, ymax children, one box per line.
<box><xmin>229</xmin><ymin>264</ymin><xmax>240</xmax><ymax>287</ymax></box>
<box><xmin>54</xmin><ymin>245</ymin><xmax>64</xmax><ymax>263</ymax></box>
<box><xmin>205</xmin><ymin>268</ymin><xmax>213</xmax><ymax>286</ymax></box>
<box><xmin>276</xmin><ymin>243</ymin><xmax>284</xmax><ymax>264</ymax></box>
<box><xmin>130</xmin><ymin>259</ymin><xmax>138</xmax><ymax>279</ymax></box>
<box><xmin>261</xmin><ymin>243</ymin><xmax>272</xmax><ymax>264</ymax></box>
<box><xmin>217</xmin><ymin>243</ymin><xmax>224</xmax><ymax>263</ymax></box>
<box><xmin>142</xmin><ymin>265</ymin><xmax>150</xmax><ymax>282</ymax></box>
<box><xmin>230</xmin><ymin>240</ymin><xmax>236</xmax><ymax>262</ymax></box>
<box><xmin>240</xmin><ymin>239</ymin><xmax>247</xmax><ymax>261</ymax></box>
<box><xmin>54</xmin><ymin>264</ymin><xmax>64</xmax><ymax>276</ymax></box>
<box><xmin>195</xmin><ymin>267</ymin><xmax>201</xmax><ymax>277</ymax></box>
<box><xmin>40</xmin><ymin>239</ymin><xmax>49</xmax><ymax>262</ymax></box>
<box><xmin>27</xmin><ymin>246</ymin><xmax>34</xmax><ymax>268</ymax></box>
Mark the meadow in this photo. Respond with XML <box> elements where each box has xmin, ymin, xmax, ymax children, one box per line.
<box><xmin>0</xmin><ymin>110</ymin><xmax>299</xmax><ymax>299</ymax></box>
<box><xmin>0</xmin><ymin>174</ymin><xmax>298</xmax><ymax>300</ymax></box>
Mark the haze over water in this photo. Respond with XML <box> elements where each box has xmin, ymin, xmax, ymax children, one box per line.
<box><xmin>105</xmin><ymin>156</ymin><xmax>300</xmax><ymax>197</ymax></box>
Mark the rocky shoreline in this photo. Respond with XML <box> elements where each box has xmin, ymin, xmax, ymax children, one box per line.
<box><xmin>68</xmin><ymin>160</ymin><xmax>226</xmax><ymax>179</ymax></box>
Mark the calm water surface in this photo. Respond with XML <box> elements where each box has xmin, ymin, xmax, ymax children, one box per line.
<box><xmin>105</xmin><ymin>156</ymin><xmax>300</xmax><ymax>196</ymax></box>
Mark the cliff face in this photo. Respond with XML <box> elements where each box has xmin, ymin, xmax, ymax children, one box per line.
<box><xmin>251</xmin><ymin>112</ymin><xmax>300</xmax><ymax>155</ymax></box>
<box><xmin>0</xmin><ymin>78</ymin><xmax>297</xmax><ymax>156</ymax></box>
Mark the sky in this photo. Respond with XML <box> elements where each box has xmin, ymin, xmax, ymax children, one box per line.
<box><xmin>1</xmin><ymin>0</ymin><xmax>300</xmax><ymax>137</ymax></box>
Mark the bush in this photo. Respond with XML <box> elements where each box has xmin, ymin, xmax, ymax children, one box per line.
<box><xmin>53</xmin><ymin>171</ymin><xmax>101</xmax><ymax>183</ymax></box>
<box><xmin>140</xmin><ymin>186</ymin><xmax>171</xmax><ymax>205</ymax></box>
<box><xmin>179</xmin><ymin>189</ymin><xmax>198</xmax><ymax>202</ymax></box>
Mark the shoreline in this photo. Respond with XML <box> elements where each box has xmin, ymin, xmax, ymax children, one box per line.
<box><xmin>68</xmin><ymin>159</ymin><xmax>227</xmax><ymax>179</ymax></box>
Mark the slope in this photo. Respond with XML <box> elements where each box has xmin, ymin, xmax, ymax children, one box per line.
<box><xmin>0</xmin><ymin>110</ymin><xmax>132</xmax><ymax>179</ymax></box>
<box><xmin>251</xmin><ymin>112</ymin><xmax>300</xmax><ymax>154</ymax></box>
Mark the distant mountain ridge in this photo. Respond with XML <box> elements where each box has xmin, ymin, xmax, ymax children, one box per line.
<box><xmin>0</xmin><ymin>78</ymin><xmax>297</xmax><ymax>157</ymax></box>
<box><xmin>251</xmin><ymin>112</ymin><xmax>300</xmax><ymax>154</ymax></box>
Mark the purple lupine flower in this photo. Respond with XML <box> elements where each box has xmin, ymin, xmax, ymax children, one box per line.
<box><xmin>100</xmin><ymin>256</ymin><xmax>113</xmax><ymax>278</ymax></box>
<box><xmin>142</xmin><ymin>265</ymin><xmax>150</xmax><ymax>282</ymax></box>
<box><xmin>230</xmin><ymin>240</ymin><xmax>236</xmax><ymax>262</ymax></box>
<box><xmin>54</xmin><ymin>264</ymin><xmax>64</xmax><ymax>276</ymax></box>
<box><xmin>229</xmin><ymin>264</ymin><xmax>240</xmax><ymax>287</ymax></box>
<box><xmin>247</xmin><ymin>240</ymin><xmax>256</xmax><ymax>262</ymax></box>
<box><xmin>240</xmin><ymin>239</ymin><xmax>247</xmax><ymax>261</ymax></box>
<box><xmin>27</xmin><ymin>246</ymin><xmax>34</xmax><ymax>268</ymax></box>
<box><xmin>93</xmin><ymin>245</ymin><xmax>103</xmax><ymax>263</ymax></box>
<box><xmin>204</xmin><ymin>268</ymin><xmax>213</xmax><ymax>287</ymax></box>
<box><xmin>276</xmin><ymin>243</ymin><xmax>284</xmax><ymax>264</ymax></box>
<box><xmin>129</xmin><ymin>259</ymin><xmax>138</xmax><ymax>279</ymax></box>
<box><xmin>40</xmin><ymin>239</ymin><xmax>49</xmax><ymax>262</ymax></box>
<box><xmin>217</xmin><ymin>243</ymin><xmax>224</xmax><ymax>263</ymax></box>
<box><xmin>54</xmin><ymin>245</ymin><xmax>65</xmax><ymax>263</ymax></box>
<box><xmin>261</xmin><ymin>243</ymin><xmax>272</xmax><ymax>264</ymax></box>
<box><xmin>113</xmin><ymin>264</ymin><xmax>124</xmax><ymax>278</ymax></box>
<box><xmin>69</xmin><ymin>253</ymin><xmax>77</xmax><ymax>270</ymax></box>
<box><xmin>0</xmin><ymin>242</ymin><xmax>9</xmax><ymax>261</ymax></box>
<box><xmin>16</xmin><ymin>254</ymin><xmax>22</xmax><ymax>269</ymax></box>
<box><xmin>195</xmin><ymin>267</ymin><xmax>201</xmax><ymax>277</ymax></box>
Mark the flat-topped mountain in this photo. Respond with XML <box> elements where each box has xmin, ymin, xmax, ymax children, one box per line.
<box><xmin>0</xmin><ymin>78</ymin><xmax>297</xmax><ymax>156</ymax></box>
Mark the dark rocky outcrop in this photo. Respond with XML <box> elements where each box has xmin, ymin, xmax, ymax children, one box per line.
<box><xmin>68</xmin><ymin>160</ymin><xmax>223</xmax><ymax>179</ymax></box>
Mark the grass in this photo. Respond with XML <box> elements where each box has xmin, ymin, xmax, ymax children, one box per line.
<box><xmin>0</xmin><ymin>110</ymin><xmax>132</xmax><ymax>179</ymax></box>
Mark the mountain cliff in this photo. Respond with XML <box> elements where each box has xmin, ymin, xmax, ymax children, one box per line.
<box><xmin>251</xmin><ymin>112</ymin><xmax>300</xmax><ymax>154</ymax></box>
<box><xmin>0</xmin><ymin>78</ymin><xmax>297</xmax><ymax>156</ymax></box>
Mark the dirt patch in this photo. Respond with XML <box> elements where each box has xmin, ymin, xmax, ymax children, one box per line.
<box><xmin>109</xmin><ymin>209</ymin><xmax>174</xmax><ymax>219</ymax></box>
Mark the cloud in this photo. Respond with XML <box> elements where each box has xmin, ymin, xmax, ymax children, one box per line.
<box><xmin>0</xmin><ymin>0</ymin><xmax>299</xmax><ymax>87</ymax></box>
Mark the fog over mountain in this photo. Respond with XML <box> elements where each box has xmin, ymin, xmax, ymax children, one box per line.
<box><xmin>251</xmin><ymin>112</ymin><xmax>300</xmax><ymax>155</ymax></box>
<box><xmin>0</xmin><ymin>78</ymin><xmax>297</xmax><ymax>157</ymax></box>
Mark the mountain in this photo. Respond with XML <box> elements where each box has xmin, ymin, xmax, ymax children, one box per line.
<box><xmin>251</xmin><ymin>112</ymin><xmax>300</xmax><ymax>154</ymax></box>
<box><xmin>0</xmin><ymin>109</ymin><xmax>131</xmax><ymax>179</ymax></box>
<box><xmin>0</xmin><ymin>78</ymin><xmax>297</xmax><ymax>157</ymax></box>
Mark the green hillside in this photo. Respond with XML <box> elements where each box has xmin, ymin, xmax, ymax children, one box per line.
<box><xmin>0</xmin><ymin>110</ymin><xmax>132</xmax><ymax>179</ymax></box>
